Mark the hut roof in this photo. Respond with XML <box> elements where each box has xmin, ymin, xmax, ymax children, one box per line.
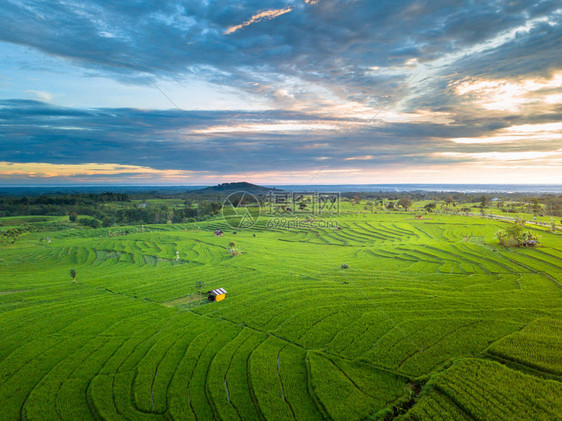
<box><xmin>208</xmin><ymin>288</ymin><xmax>227</xmax><ymax>296</ymax></box>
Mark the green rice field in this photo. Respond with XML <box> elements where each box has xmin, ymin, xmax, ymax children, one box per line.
<box><xmin>1</xmin><ymin>212</ymin><xmax>561</xmax><ymax>420</ymax></box>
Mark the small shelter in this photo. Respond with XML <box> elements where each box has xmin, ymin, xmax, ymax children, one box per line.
<box><xmin>207</xmin><ymin>288</ymin><xmax>227</xmax><ymax>302</ymax></box>
<box><xmin>214</xmin><ymin>229</ymin><xmax>223</xmax><ymax>236</ymax></box>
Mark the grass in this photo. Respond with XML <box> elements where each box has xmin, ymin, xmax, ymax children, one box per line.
<box><xmin>0</xmin><ymin>211</ymin><xmax>561</xmax><ymax>420</ymax></box>
<box><xmin>403</xmin><ymin>358</ymin><xmax>562</xmax><ymax>420</ymax></box>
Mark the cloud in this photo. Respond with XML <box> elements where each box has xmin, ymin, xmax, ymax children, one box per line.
<box><xmin>2</xmin><ymin>0</ymin><xmax>559</xmax><ymax>107</ymax></box>
<box><xmin>344</xmin><ymin>155</ymin><xmax>373</xmax><ymax>161</ymax></box>
<box><xmin>0</xmin><ymin>1</ymin><xmax>561</xmax><ymax>184</ymax></box>
<box><xmin>1</xmin><ymin>98</ymin><xmax>561</xmax><ymax>184</ymax></box>
<box><xmin>449</xmin><ymin>121</ymin><xmax>562</xmax><ymax>145</ymax></box>
<box><xmin>452</xmin><ymin>72</ymin><xmax>562</xmax><ymax>112</ymax></box>
<box><xmin>0</xmin><ymin>161</ymin><xmax>199</xmax><ymax>178</ymax></box>
<box><xmin>225</xmin><ymin>7</ymin><xmax>293</xmax><ymax>34</ymax></box>
<box><xmin>25</xmin><ymin>90</ymin><xmax>52</xmax><ymax>102</ymax></box>
<box><xmin>438</xmin><ymin>150</ymin><xmax>562</xmax><ymax>162</ymax></box>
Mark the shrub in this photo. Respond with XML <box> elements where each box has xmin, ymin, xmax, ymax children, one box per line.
<box><xmin>78</xmin><ymin>217</ymin><xmax>101</xmax><ymax>229</ymax></box>
<box><xmin>496</xmin><ymin>223</ymin><xmax>541</xmax><ymax>247</ymax></box>
<box><xmin>424</xmin><ymin>203</ymin><xmax>437</xmax><ymax>212</ymax></box>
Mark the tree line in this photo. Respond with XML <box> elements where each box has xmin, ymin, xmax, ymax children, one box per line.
<box><xmin>0</xmin><ymin>192</ymin><xmax>222</xmax><ymax>228</ymax></box>
<box><xmin>343</xmin><ymin>192</ymin><xmax>562</xmax><ymax>217</ymax></box>
<box><xmin>0</xmin><ymin>193</ymin><xmax>129</xmax><ymax>218</ymax></box>
<box><xmin>72</xmin><ymin>201</ymin><xmax>222</xmax><ymax>228</ymax></box>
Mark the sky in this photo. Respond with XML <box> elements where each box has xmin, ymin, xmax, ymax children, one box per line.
<box><xmin>0</xmin><ymin>0</ymin><xmax>561</xmax><ymax>185</ymax></box>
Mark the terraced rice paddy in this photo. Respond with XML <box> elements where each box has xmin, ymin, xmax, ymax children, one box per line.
<box><xmin>1</xmin><ymin>213</ymin><xmax>561</xmax><ymax>420</ymax></box>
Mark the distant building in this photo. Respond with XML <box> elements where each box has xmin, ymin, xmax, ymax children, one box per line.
<box><xmin>207</xmin><ymin>288</ymin><xmax>227</xmax><ymax>302</ymax></box>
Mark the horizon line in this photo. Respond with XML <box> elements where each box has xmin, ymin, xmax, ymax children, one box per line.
<box><xmin>1</xmin><ymin>183</ymin><xmax>562</xmax><ymax>188</ymax></box>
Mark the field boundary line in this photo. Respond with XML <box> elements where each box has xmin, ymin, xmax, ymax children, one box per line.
<box><xmin>135</xmin><ymin>327</ymin><xmax>198</xmax><ymax>414</ymax></box>
<box><xmin>276</xmin><ymin>344</ymin><xmax>297</xmax><ymax>420</ymax></box>
<box><xmin>396</xmin><ymin>320</ymin><xmax>481</xmax><ymax>371</ymax></box>
<box><xmin>222</xmin><ymin>330</ymin><xmax>253</xmax><ymax>418</ymax></box>
<box><xmin>53</xmin><ymin>337</ymin><xmax>110</xmax><ymax>420</ymax></box>
<box><xmin>327</xmin><ymin>357</ymin><xmax>378</xmax><ymax>399</ymax></box>
<box><xmin>18</xmin><ymin>337</ymin><xmax>85</xmax><ymax>421</ymax></box>
<box><xmin>483</xmin><ymin>351</ymin><xmax>562</xmax><ymax>381</ymax></box>
<box><xmin>245</xmin><ymin>336</ymin><xmax>267</xmax><ymax>421</ymax></box>
<box><xmin>203</xmin><ymin>328</ymin><xmax>242</xmax><ymax>420</ymax></box>
<box><xmin>191</xmin><ymin>310</ymin><xmax>410</xmax><ymax>378</ymax></box>
<box><xmin>304</xmin><ymin>351</ymin><xmax>332</xmax><ymax>420</ymax></box>
<box><xmin>164</xmin><ymin>327</ymin><xmax>209</xmax><ymax>418</ymax></box>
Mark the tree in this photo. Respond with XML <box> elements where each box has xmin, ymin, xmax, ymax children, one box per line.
<box><xmin>424</xmin><ymin>202</ymin><xmax>437</xmax><ymax>212</ymax></box>
<box><xmin>195</xmin><ymin>281</ymin><xmax>206</xmax><ymax>301</ymax></box>
<box><xmin>228</xmin><ymin>241</ymin><xmax>239</xmax><ymax>256</ymax></box>
<box><xmin>480</xmin><ymin>196</ymin><xmax>488</xmax><ymax>209</ymax></box>
<box><xmin>89</xmin><ymin>218</ymin><xmax>101</xmax><ymax>229</ymax></box>
<box><xmin>506</xmin><ymin>223</ymin><xmax>524</xmax><ymax>239</ymax></box>
<box><xmin>70</xmin><ymin>269</ymin><xmax>77</xmax><ymax>283</ymax></box>
<box><xmin>444</xmin><ymin>196</ymin><xmax>455</xmax><ymax>207</ymax></box>
<box><xmin>78</xmin><ymin>217</ymin><xmax>101</xmax><ymax>228</ymax></box>
<box><xmin>496</xmin><ymin>222</ymin><xmax>540</xmax><ymax>247</ymax></box>
<box><xmin>69</xmin><ymin>212</ymin><xmax>77</xmax><ymax>222</ymax></box>
<box><xmin>531</xmin><ymin>197</ymin><xmax>540</xmax><ymax>215</ymax></box>
<box><xmin>398</xmin><ymin>197</ymin><xmax>412</xmax><ymax>211</ymax></box>
<box><xmin>496</xmin><ymin>230</ymin><xmax>507</xmax><ymax>246</ymax></box>
<box><xmin>198</xmin><ymin>201</ymin><xmax>222</xmax><ymax>216</ymax></box>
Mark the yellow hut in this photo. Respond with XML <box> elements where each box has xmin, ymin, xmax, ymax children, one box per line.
<box><xmin>207</xmin><ymin>288</ymin><xmax>227</xmax><ymax>302</ymax></box>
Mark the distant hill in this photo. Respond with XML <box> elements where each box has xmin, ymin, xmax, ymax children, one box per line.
<box><xmin>194</xmin><ymin>182</ymin><xmax>284</xmax><ymax>195</ymax></box>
